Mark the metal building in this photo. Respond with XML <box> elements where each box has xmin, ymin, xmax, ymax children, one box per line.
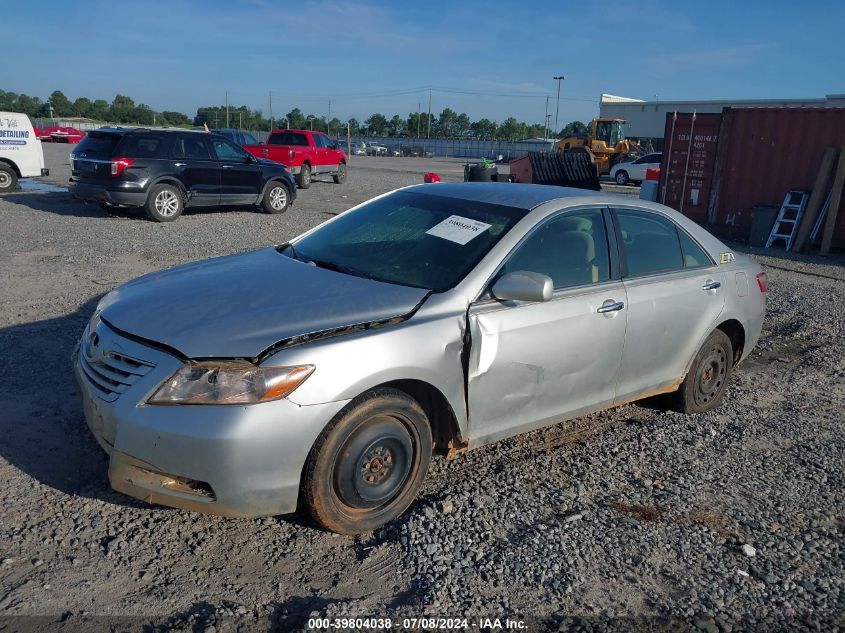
<box><xmin>599</xmin><ymin>93</ymin><xmax>845</xmax><ymax>148</ymax></box>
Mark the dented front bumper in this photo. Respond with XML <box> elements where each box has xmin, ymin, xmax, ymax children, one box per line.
<box><xmin>72</xmin><ymin>321</ymin><xmax>349</xmax><ymax>518</ymax></box>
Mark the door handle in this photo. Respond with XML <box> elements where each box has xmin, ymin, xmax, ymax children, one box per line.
<box><xmin>702</xmin><ymin>280</ymin><xmax>721</xmax><ymax>291</ymax></box>
<box><xmin>597</xmin><ymin>300</ymin><xmax>625</xmax><ymax>314</ymax></box>
<box><xmin>173</xmin><ymin>162</ymin><xmax>186</xmax><ymax>167</ymax></box>
<box><xmin>222</xmin><ymin>165</ymin><xmax>233</xmax><ymax>169</ymax></box>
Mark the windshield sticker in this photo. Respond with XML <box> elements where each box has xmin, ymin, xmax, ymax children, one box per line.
<box><xmin>426</xmin><ymin>215</ymin><xmax>492</xmax><ymax>245</ymax></box>
<box><xmin>719</xmin><ymin>252</ymin><xmax>735</xmax><ymax>264</ymax></box>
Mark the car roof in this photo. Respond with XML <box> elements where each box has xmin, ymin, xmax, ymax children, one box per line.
<box><xmin>94</xmin><ymin>127</ymin><xmax>211</xmax><ymax>136</ymax></box>
<box><xmin>404</xmin><ymin>182</ymin><xmax>608</xmax><ymax>210</ymax></box>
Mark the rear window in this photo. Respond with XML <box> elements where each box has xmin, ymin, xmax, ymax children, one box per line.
<box><xmin>74</xmin><ymin>132</ymin><xmax>122</xmax><ymax>157</ymax></box>
<box><xmin>268</xmin><ymin>132</ymin><xmax>309</xmax><ymax>146</ymax></box>
<box><xmin>117</xmin><ymin>135</ymin><xmax>163</xmax><ymax>158</ymax></box>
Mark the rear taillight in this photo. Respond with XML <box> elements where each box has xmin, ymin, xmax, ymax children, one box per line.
<box><xmin>110</xmin><ymin>157</ymin><xmax>134</xmax><ymax>176</ymax></box>
<box><xmin>756</xmin><ymin>271</ymin><xmax>768</xmax><ymax>293</ymax></box>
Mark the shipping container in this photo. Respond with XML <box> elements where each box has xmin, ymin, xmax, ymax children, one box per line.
<box><xmin>658</xmin><ymin>113</ymin><xmax>722</xmax><ymax>224</ymax></box>
<box><xmin>658</xmin><ymin>107</ymin><xmax>845</xmax><ymax>250</ymax></box>
<box><xmin>709</xmin><ymin>108</ymin><xmax>845</xmax><ymax>248</ymax></box>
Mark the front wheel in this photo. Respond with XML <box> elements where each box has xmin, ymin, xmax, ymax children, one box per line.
<box><xmin>261</xmin><ymin>181</ymin><xmax>290</xmax><ymax>214</ymax></box>
<box><xmin>333</xmin><ymin>162</ymin><xmax>347</xmax><ymax>184</ymax></box>
<box><xmin>0</xmin><ymin>165</ymin><xmax>18</xmax><ymax>193</ymax></box>
<box><xmin>301</xmin><ymin>388</ymin><xmax>432</xmax><ymax>534</ymax></box>
<box><xmin>615</xmin><ymin>170</ymin><xmax>629</xmax><ymax>185</ymax></box>
<box><xmin>145</xmin><ymin>184</ymin><xmax>183</xmax><ymax>222</ymax></box>
<box><xmin>672</xmin><ymin>329</ymin><xmax>733</xmax><ymax>414</ymax></box>
<box><xmin>296</xmin><ymin>163</ymin><xmax>311</xmax><ymax>189</ymax></box>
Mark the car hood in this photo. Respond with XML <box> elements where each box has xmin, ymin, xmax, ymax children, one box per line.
<box><xmin>99</xmin><ymin>247</ymin><xmax>429</xmax><ymax>359</ymax></box>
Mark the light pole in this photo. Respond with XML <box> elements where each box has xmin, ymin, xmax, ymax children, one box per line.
<box><xmin>306</xmin><ymin>115</ymin><xmax>315</xmax><ymax>131</ymax></box>
<box><xmin>553</xmin><ymin>75</ymin><xmax>565</xmax><ymax>139</ymax></box>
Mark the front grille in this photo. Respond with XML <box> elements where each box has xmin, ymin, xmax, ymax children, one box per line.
<box><xmin>79</xmin><ymin>340</ymin><xmax>155</xmax><ymax>402</ymax></box>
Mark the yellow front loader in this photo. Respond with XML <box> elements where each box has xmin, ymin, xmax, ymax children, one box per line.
<box><xmin>557</xmin><ymin>118</ymin><xmax>641</xmax><ymax>175</ymax></box>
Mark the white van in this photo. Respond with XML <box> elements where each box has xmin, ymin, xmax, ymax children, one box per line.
<box><xmin>0</xmin><ymin>111</ymin><xmax>49</xmax><ymax>192</ymax></box>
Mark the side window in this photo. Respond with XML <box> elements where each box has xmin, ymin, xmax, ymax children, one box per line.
<box><xmin>678</xmin><ymin>229</ymin><xmax>713</xmax><ymax>268</ymax></box>
<box><xmin>243</xmin><ymin>133</ymin><xmax>258</xmax><ymax>145</ymax></box>
<box><xmin>212</xmin><ymin>138</ymin><xmax>249</xmax><ymax>161</ymax></box>
<box><xmin>501</xmin><ymin>209</ymin><xmax>610</xmax><ymax>289</ymax></box>
<box><xmin>173</xmin><ymin>137</ymin><xmax>212</xmax><ymax>160</ymax></box>
<box><xmin>616</xmin><ymin>210</ymin><xmax>684</xmax><ymax>276</ymax></box>
<box><xmin>119</xmin><ymin>136</ymin><xmax>161</xmax><ymax>158</ymax></box>
<box><xmin>315</xmin><ymin>134</ymin><xmax>332</xmax><ymax>148</ymax></box>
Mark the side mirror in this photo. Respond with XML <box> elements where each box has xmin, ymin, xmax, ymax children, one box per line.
<box><xmin>244</xmin><ymin>154</ymin><xmax>256</xmax><ymax>163</ymax></box>
<box><xmin>491</xmin><ymin>271</ymin><xmax>553</xmax><ymax>303</ymax></box>
<box><xmin>331</xmin><ymin>141</ymin><xmax>339</xmax><ymax>149</ymax></box>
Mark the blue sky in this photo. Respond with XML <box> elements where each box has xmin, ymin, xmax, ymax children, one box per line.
<box><xmin>2</xmin><ymin>0</ymin><xmax>843</xmax><ymax>126</ymax></box>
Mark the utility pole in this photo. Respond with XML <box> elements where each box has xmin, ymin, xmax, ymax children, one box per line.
<box><xmin>328</xmin><ymin>100</ymin><xmax>331</xmax><ymax>136</ymax></box>
<box><xmin>427</xmin><ymin>89</ymin><xmax>432</xmax><ymax>139</ymax></box>
<box><xmin>239</xmin><ymin>111</ymin><xmax>242</xmax><ymax>129</ymax></box>
<box><xmin>553</xmin><ymin>75</ymin><xmax>565</xmax><ymax>138</ymax></box>
<box><xmin>269</xmin><ymin>90</ymin><xmax>274</xmax><ymax>130</ymax></box>
<box><xmin>544</xmin><ymin>95</ymin><xmax>549</xmax><ymax>140</ymax></box>
<box><xmin>225</xmin><ymin>91</ymin><xmax>229</xmax><ymax>127</ymax></box>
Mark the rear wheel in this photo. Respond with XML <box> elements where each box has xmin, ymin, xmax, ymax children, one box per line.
<box><xmin>615</xmin><ymin>170</ymin><xmax>629</xmax><ymax>185</ymax></box>
<box><xmin>297</xmin><ymin>163</ymin><xmax>312</xmax><ymax>189</ymax></box>
<box><xmin>333</xmin><ymin>162</ymin><xmax>347</xmax><ymax>184</ymax></box>
<box><xmin>145</xmin><ymin>184</ymin><xmax>183</xmax><ymax>222</ymax></box>
<box><xmin>0</xmin><ymin>165</ymin><xmax>18</xmax><ymax>192</ymax></box>
<box><xmin>301</xmin><ymin>388</ymin><xmax>432</xmax><ymax>534</ymax></box>
<box><xmin>672</xmin><ymin>329</ymin><xmax>733</xmax><ymax>414</ymax></box>
<box><xmin>261</xmin><ymin>181</ymin><xmax>290</xmax><ymax>214</ymax></box>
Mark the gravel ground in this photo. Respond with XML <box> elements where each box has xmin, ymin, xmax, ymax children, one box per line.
<box><xmin>0</xmin><ymin>144</ymin><xmax>842</xmax><ymax>632</ymax></box>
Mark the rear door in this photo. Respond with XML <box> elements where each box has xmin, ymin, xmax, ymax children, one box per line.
<box><xmin>467</xmin><ymin>207</ymin><xmax>628</xmax><ymax>445</ymax></box>
<box><xmin>70</xmin><ymin>131</ymin><xmax>124</xmax><ymax>182</ymax></box>
<box><xmin>211</xmin><ymin>137</ymin><xmax>262</xmax><ymax>205</ymax></box>
<box><xmin>171</xmin><ymin>135</ymin><xmax>220</xmax><ymax>207</ymax></box>
<box><xmin>611</xmin><ymin>207</ymin><xmax>726</xmax><ymax>403</ymax></box>
<box><xmin>312</xmin><ymin>132</ymin><xmax>332</xmax><ymax>171</ymax></box>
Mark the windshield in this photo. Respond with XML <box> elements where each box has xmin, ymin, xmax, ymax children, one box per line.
<box><xmin>289</xmin><ymin>191</ymin><xmax>526</xmax><ymax>291</ymax></box>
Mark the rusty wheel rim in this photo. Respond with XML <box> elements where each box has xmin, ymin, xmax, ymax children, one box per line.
<box><xmin>694</xmin><ymin>344</ymin><xmax>727</xmax><ymax>406</ymax></box>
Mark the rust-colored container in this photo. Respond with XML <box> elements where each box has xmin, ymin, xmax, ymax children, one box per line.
<box><xmin>658</xmin><ymin>113</ymin><xmax>722</xmax><ymax>224</ymax></box>
<box><xmin>657</xmin><ymin>107</ymin><xmax>845</xmax><ymax>249</ymax></box>
<box><xmin>710</xmin><ymin>108</ymin><xmax>845</xmax><ymax>247</ymax></box>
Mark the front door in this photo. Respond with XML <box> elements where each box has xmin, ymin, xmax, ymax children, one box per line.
<box><xmin>611</xmin><ymin>207</ymin><xmax>726</xmax><ymax>403</ymax></box>
<box><xmin>172</xmin><ymin>135</ymin><xmax>220</xmax><ymax>207</ymax></box>
<box><xmin>212</xmin><ymin>137</ymin><xmax>263</xmax><ymax>205</ymax></box>
<box><xmin>467</xmin><ymin>207</ymin><xmax>628</xmax><ymax>446</ymax></box>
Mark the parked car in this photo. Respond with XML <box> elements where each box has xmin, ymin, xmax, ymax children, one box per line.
<box><xmin>33</xmin><ymin>126</ymin><xmax>53</xmax><ymax>142</ymax></box>
<box><xmin>69</xmin><ymin>128</ymin><xmax>296</xmax><ymax>221</ymax></box>
<box><xmin>74</xmin><ymin>183</ymin><xmax>766</xmax><ymax>533</ymax></box>
<box><xmin>214</xmin><ymin>128</ymin><xmax>260</xmax><ymax>147</ymax></box>
<box><xmin>350</xmin><ymin>141</ymin><xmax>367</xmax><ymax>156</ymax></box>
<box><xmin>366</xmin><ymin>142</ymin><xmax>388</xmax><ymax>156</ymax></box>
<box><xmin>0</xmin><ymin>111</ymin><xmax>50</xmax><ymax>192</ymax></box>
<box><xmin>609</xmin><ymin>152</ymin><xmax>662</xmax><ymax>186</ymax></box>
<box><xmin>385</xmin><ymin>145</ymin><xmax>401</xmax><ymax>157</ymax></box>
<box><xmin>401</xmin><ymin>145</ymin><xmax>433</xmax><ymax>157</ymax></box>
<box><xmin>244</xmin><ymin>129</ymin><xmax>346</xmax><ymax>189</ymax></box>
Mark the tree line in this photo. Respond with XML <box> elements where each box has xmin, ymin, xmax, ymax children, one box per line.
<box><xmin>0</xmin><ymin>89</ymin><xmax>589</xmax><ymax>141</ymax></box>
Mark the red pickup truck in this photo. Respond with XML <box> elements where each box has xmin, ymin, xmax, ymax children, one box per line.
<box><xmin>244</xmin><ymin>129</ymin><xmax>347</xmax><ymax>189</ymax></box>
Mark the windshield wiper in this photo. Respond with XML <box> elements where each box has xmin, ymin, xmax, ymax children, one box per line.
<box><xmin>308</xmin><ymin>258</ymin><xmax>380</xmax><ymax>281</ymax></box>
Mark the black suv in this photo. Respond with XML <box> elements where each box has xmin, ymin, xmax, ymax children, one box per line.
<box><xmin>69</xmin><ymin>128</ymin><xmax>296</xmax><ymax>222</ymax></box>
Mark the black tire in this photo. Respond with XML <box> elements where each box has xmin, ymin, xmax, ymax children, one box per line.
<box><xmin>615</xmin><ymin>170</ymin><xmax>629</xmax><ymax>186</ymax></box>
<box><xmin>0</xmin><ymin>165</ymin><xmax>18</xmax><ymax>193</ymax></box>
<box><xmin>261</xmin><ymin>181</ymin><xmax>291</xmax><ymax>214</ymax></box>
<box><xmin>296</xmin><ymin>163</ymin><xmax>312</xmax><ymax>189</ymax></box>
<box><xmin>145</xmin><ymin>184</ymin><xmax>183</xmax><ymax>222</ymax></box>
<box><xmin>333</xmin><ymin>162</ymin><xmax>347</xmax><ymax>184</ymax></box>
<box><xmin>672</xmin><ymin>329</ymin><xmax>733</xmax><ymax>414</ymax></box>
<box><xmin>301</xmin><ymin>388</ymin><xmax>432</xmax><ymax>534</ymax></box>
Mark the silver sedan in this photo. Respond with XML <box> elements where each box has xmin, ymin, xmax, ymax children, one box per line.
<box><xmin>74</xmin><ymin>183</ymin><xmax>766</xmax><ymax>534</ymax></box>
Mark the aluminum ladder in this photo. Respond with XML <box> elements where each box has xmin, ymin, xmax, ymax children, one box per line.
<box><xmin>765</xmin><ymin>190</ymin><xmax>809</xmax><ymax>250</ymax></box>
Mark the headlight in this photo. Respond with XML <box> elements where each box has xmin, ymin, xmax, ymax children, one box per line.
<box><xmin>148</xmin><ymin>362</ymin><xmax>314</xmax><ymax>405</ymax></box>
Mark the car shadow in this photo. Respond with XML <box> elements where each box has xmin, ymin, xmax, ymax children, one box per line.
<box><xmin>0</xmin><ymin>295</ymin><xmax>141</xmax><ymax>510</ymax></box>
<box><xmin>3</xmin><ymin>192</ymin><xmax>111</xmax><ymax>218</ymax></box>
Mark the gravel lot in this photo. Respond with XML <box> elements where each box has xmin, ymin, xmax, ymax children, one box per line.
<box><xmin>1</xmin><ymin>143</ymin><xmax>842</xmax><ymax>632</ymax></box>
